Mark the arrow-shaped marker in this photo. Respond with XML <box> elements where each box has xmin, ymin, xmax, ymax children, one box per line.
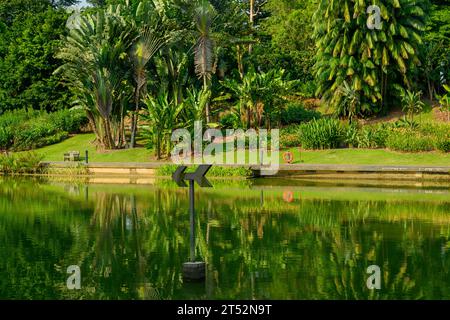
<box><xmin>172</xmin><ymin>165</ymin><xmax>188</xmax><ymax>187</ymax></box>
<box><xmin>172</xmin><ymin>165</ymin><xmax>213</xmax><ymax>188</ymax></box>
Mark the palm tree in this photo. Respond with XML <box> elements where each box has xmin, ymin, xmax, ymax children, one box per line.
<box><xmin>194</xmin><ymin>0</ymin><xmax>216</xmax><ymax>123</ymax></box>
<box><xmin>223</xmin><ymin>69</ymin><xmax>292</xmax><ymax>129</ymax></box>
<box><xmin>57</xmin><ymin>10</ymin><xmax>135</xmax><ymax>149</ymax></box>
<box><xmin>130</xmin><ymin>26</ymin><xmax>166</xmax><ymax>148</ymax></box>
<box><xmin>313</xmin><ymin>0</ymin><xmax>427</xmax><ymax>117</ymax></box>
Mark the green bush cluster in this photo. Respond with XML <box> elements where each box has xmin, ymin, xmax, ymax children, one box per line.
<box><xmin>385</xmin><ymin>123</ymin><xmax>450</xmax><ymax>153</ymax></box>
<box><xmin>298</xmin><ymin>118</ymin><xmax>345</xmax><ymax>150</ymax></box>
<box><xmin>384</xmin><ymin>123</ymin><xmax>450</xmax><ymax>153</ymax></box>
<box><xmin>344</xmin><ymin>123</ymin><xmax>390</xmax><ymax>149</ymax></box>
<box><xmin>280</xmin><ymin>102</ymin><xmax>321</xmax><ymax>125</ymax></box>
<box><xmin>280</xmin><ymin>119</ymin><xmax>449</xmax><ymax>153</ymax></box>
<box><xmin>279</xmin><ymin>125</ymin><xmax>302</xmax><ymax>148</ymax></box>
<box><xmin>156</xmin><ymin>164</ymin><xmax>253</xmax><ymax>178</ymax></box>
<box><xmin>0</xmin><ymin>109</ymin><xmax>87</xmax><ymax>151</ymax></box>
<box><xmin>385</xmin><ymin>130</ymin><xmax>435</xmax><ymax>152</ymax></box>
<box><xmin>0</xmin><ymin>152</ymin><xmax>44</xmax><ymax>174</ymax></box>
<box><xmin>435</xmin><ymin>139</ymin><xmax>450</xmax><ymax>153</ymax></box>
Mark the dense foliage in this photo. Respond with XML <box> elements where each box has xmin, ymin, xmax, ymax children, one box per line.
<box><xmin>0</xmin><ymin>0</ymin><xmax>448</xmax><ymax>154</ymax></box>
<box><xmin>0</xmin><ymin>0</ymin><xmax>74</xmax><ymax>113</ymax></box>
<box><xmin>313</xmin><ymin>0</ymin><xmax>428</xmax><ymax>117</ymax></box>
<box><xmin>0</xmin><ymin>109</ymin><xmax>87</xmax><ymax>151</ymax></box>
<box><xmin>283</xmin><ymin>119</ymin><xmax>450</xmax><ymax>152</ymax></box>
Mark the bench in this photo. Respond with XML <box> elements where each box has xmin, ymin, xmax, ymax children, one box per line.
<box><xmin>64</xmin><ymin>151</ymin><xmax>80</xmax><ymax>162</ymax></box>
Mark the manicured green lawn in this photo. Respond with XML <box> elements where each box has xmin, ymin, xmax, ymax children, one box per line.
<box><xmin>31</xmin><ymin>134</ymin><xmax>153</xmax><ymax>162</ymax></box>
<box><xmin>284</xmin><ymin>147</ymin><xmax>450</xmax><ymax>166</ymax></box>
<box><xmin>27</xmin><ymin>133</ymin><xmax>450</xmax><ymax>166</ymax></box>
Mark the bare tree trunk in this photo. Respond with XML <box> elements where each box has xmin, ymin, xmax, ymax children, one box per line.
<box><xmin>86</xmin><ymin>111</ymin><xmax>100</xmax><ymax>142</ymax></box>
<box><xmin>249</xmin><ymin>0</ymin><xmax>254</xmax><ymax>54</ymax></box>
<box><xmin>103</xmin><ymin>118</ymin><xmax>114</xmax><ymax>150</ymax></box>
<box><xmin>130</xmin><ymin>88</ymin><xmax>140</xmax><ymax>148</ymax></box>
<box><xmin>237</xmin><ymin>45</ymin><xmax>245</xmax><ymax>80</ymax></box>
<box><xmin>119</xmin><ymin>103</ymin><xmax>126</xmax><ymax>148</ymax></box>
<box><xmin>204</xmin><ymin>76</ymin><xmax>210</xmax><ymax>123</ymax></box>
<box><xmin>156</xmin><ymin>134</ymin><xmax>161</xmax><ymax>160</ymax></box>
<box><xmin>427</xmin><ymin>76</ymin><xmax>434</xmax><ymax>102</ymax></box>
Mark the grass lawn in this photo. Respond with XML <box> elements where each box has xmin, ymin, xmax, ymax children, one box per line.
<box><xmin>284</xmin><ymin>147</ymin><xmax>450</xmax><ymax>166</ymax></box>
<box><xmin>31</xmin><ymin>134</ymin><xmax>153</xmax><ymax>162</ymax></box>
<box><xmin>28</xmin><ymin>133</ymin><xmax>450</xmax><ymax>166</ymax></box>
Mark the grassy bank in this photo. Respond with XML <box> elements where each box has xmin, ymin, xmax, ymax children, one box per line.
<box><xmin>28</xmin><ymin>133</ymin><xmax>450</xmax><ymax>167</ymax></box>
<box><xmin>28</xmin><ymin>134</ymin><xmax>152</xmax><ymax>162</ymax></box>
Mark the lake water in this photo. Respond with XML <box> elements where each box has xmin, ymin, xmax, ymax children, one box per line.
<box><xmin>0</xmin><ymin>177</ymin><xmax>449</xmax><ymax>300</ymax></box>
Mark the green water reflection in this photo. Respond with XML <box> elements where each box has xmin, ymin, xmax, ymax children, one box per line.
<box><xmin>0</xmin><ymin>178</ymin><xmax>449</xmax><ymax>300</ymax></box>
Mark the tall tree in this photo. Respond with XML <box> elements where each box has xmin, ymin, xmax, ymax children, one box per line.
<box><xmin>0</xmin><ymin>2</ymin><xmax>71</xmax><ymax>112</ymax></box>
<box><xmin>57</xmin><ymin>9</ymin><xmax>135</xmax><ymax>149</ymax></box>
<box><xmin>194</xmin><ymin>0</ymin><xmax>215</xmax><ymax>123</ymax></box>
<box><xmin>258</xmin><ymin>0</ymin><xmax>318</xmax><ymax>81</ymax></box>
<box><xmin>419</xmin><ymin>0</ymin><xmax>450</xmax><ymax>99</ymax></box>
<box><xmin>314</xmin><ymin>0</ymin><xmax>427</xmax><ymax>118</ymax></box>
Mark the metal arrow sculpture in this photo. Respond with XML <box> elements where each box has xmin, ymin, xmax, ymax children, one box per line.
<box><xmin>172</xmin><ymin>165</ymin><xmax>212</xmax><ymax>280</ymax></box>
<box><xmin>172</xmin><ymin>164</ymin><xmax>212</xmax><ymax>188</ymax></box>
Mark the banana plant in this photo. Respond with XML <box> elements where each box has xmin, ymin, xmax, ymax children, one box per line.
<box><xmin>436</xmin><ymin>85</ymin><xmax>450</xmax><ymax>122</ymax></box>
<box><xmin>313</xmin><ymin>0</ymin><xmax>427</xmax><ymax>116</ymax></box>
<box><xmin>142</xmin><ymin>91</ymin><xmax>184</xmax><ymax>159</ymax></box>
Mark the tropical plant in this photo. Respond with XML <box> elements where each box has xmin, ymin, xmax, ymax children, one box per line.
<box><xmin>386</xmin><ymin>129</ymin><xmax>435</xmax><ymax>152</ymax></box>
<box><xmin>129</xmin><ymin>22</ymin><xmax>166</xmax><ymax>148</ymax></box>
<box><xmin>334</xmin><ymin>81</ymin><xmax>361</xmax><ymax>122</ymax></box>
<box><xmin>151</xmin><ymin>48</ymin><xmax>190</xmax><ymax>108</ymax></box>
<box><xmin>0</xmin><ymin>152</ymin><xmax>44</xmax><ymax>174</ymax></box>
<box><xmin>56</xmin><ymin>8</ymin><xmax>135</xmax><ymax>149</ymax></box>
<box><xmin>184</xmin><ymin>87</ymin><xmax>210</xmax><ymax>124</ymax></box>
<box><xmin>112</xmin><ymin>0</ymin><xmax>170</xmax><ymax>149</ymax></box>
<box><xmin>313</xmin><ymin>0</ymin><xmax>427</xmax><ymax>117</ymax></box>
<box><xmin>299</xmin><ymin>118</ymin><xmax>345</xmax><ymax>150</ymax></box>
<box><xmin>436</xmin><ymin>84</ymin><xmax>450</xmax><ymax>122</ymax></box>
<box><xmin>223</xmin><ymin>69</ymin><xmax>292</xmax><ymax>129</ymax></box>
<box><xmin>401</xmin><ymin>90</ymin><xmax>425</xmax><ymax>121</ymax></box>
<box><xmin>142</xmin><ymin>91</ymin><xmax>184</xmax><ymax>159</ymax></box>
<box><xmin>194</xmin><ymin>0</ymin><xmax>216</xmax><ymax>123</ymax></box>
<box><xmin>280</xmin><ymin>102</ymin><xmax>321</xmax><ymax>125</ymax></box>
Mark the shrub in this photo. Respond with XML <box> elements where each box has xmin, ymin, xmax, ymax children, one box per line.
<box><xmin>280</xmin><ymin>102</ymin><xmax>321</xmax><ymax>125</ymax></box>
<box><xmin>435</xmin><ymin>138</ymin><xmax>450</xmax><ymax>153</ymax></box>
<box><xmin>0</xmin><ymin>152</ymin><xmax>44</xmax><ymax>174</ymax></box>
<box><xmin>299</xmin><ymin>118</ymin><xmax>345</xmax><ymax>149</ymax></box>
<box><xmin>280</xmin><ymin>125</ymin><xmax>302</xmax><ymax>148</ymax></box>
<box><xmin>392</xmin><ymin>118</ymin><xmax>419</xmax><ymax>129</ymax></box>
<box><xmin>156</xmin><ymin>164</ymin><xmax>253</xmax><ymax>177</ymax></box>
<box><xmin>386</xmin><ymin>129</ymin><xmax>435</xmax><ymax>152</ymax></box>
<box><xmin>219</xmin><ymin>112</ymin><xmax>240</xmax><ymax>129</ymax></box>
<box><xmin>0</xmin><ymin>109</ymin><xmax>87</xmax><ymax>151</ymax></box>
<box><xmin>357</xmin><ymin>125</ymin><xmax>390</xmax><ymax>149</ymax></box>
<box><xmin>49</xmin><ymin>109</ymin><xmax>88</xmax><ymax>133</ymax></box>
<box><xmin>13</xmin><ymin>118</ymin><xmax>59</xmax><ymax>151</ymax></box>
<box><xmin>297</xmin><ymin>81</ymin><xmax>317</xmax><ymax>99</ymax></box>
<box><xmin>280</xmin><ymin>133</ymin><xmax>302</xmax><ymax>148</ymax></box>
<box><xmin>344</xmin><ymin>123</ymin><xmax>359</xmax><ymax>148</ymax></box>
<box><xmin>34</xmin><ymin>132</ymin><xmax>69</xmax><ymax>148</ymax></box>
<box><xmin>0</xmin><ymin>126</ymin><xmax>13</xmax><ymax>150</ymax></box>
